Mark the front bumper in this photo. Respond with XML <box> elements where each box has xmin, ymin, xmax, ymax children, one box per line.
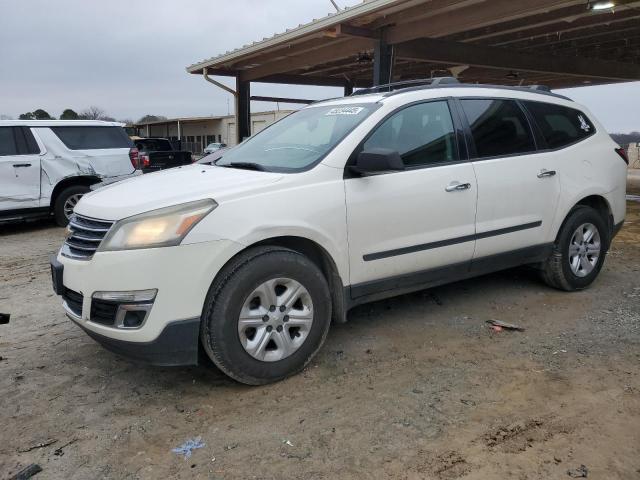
<box><xmin>54</xmin><ymin>239</ymin><xmax>244</xmax><ymax>362</ymax></box>
<box><xmin>72</xmin><ymin>311</ymin><xmax>201</xmax><ymax>366</ymax></box>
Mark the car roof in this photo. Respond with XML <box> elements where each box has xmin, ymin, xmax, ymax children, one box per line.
<box><xmin>0</xmin><ymin>120</ymin><xmax>125</xmax><ymax>127</ymax></box>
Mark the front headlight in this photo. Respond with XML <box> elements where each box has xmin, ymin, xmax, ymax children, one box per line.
<box><xmin>99</xmin><ymin>199</ymin><xmax>217</xmax><ymax>252</ymax></box>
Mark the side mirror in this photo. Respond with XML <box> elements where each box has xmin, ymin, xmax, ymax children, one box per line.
<box><xmin>350</xmin><ymin>148</ymin><xmax>405</xmax><ymax>176</ymax></box>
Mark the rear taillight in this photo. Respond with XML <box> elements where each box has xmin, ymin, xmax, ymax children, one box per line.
<box><xmin>140</xmin><ymin>154</ymin><xmax>150</xmax><ymax>168</ymax></box>
<box><xmin>129</xmin><ymin>147</ymin><xmax>140</xmax><ymax>169</ymax></box>
<box><xmin>615</xmin><ymin>147</ymin><xmax>629</xmax><ymax>165</ymax></box>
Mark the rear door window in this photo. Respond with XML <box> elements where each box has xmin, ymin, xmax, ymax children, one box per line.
<box><xmin>461</xmin><ymin>99</ymin><xmax>535</xmax><ymax>159</ymax></box>
<box><xmin>0</xmin><ymin>127</ymin><xmax>18</xmax><ymax>156</ymax></box>
<box><xmin>363</xmin><ymin>100</ymin><xmax>457</xmax><ymax>167</ymax></box>
<box><xmin>51</xmin><ymin>126</ymin><xmax>133</xmax><ymax>150</ymax></box>
<box><xmin>20</xmin><ymin>127</ymin><xmax>40</xmax><ymax>154</ymax></box>
<box><xmin>523</xmin><ymin>101</ymin><xmax>595</xmax><ymax>149</ymax></box>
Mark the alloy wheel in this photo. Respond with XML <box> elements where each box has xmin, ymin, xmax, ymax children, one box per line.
<box><xmin>63</xmin><ymin>194</ymin><xmax>84</xmax><ymax>220</ymax></box>
<box><xmin>237</xmin><ymin>277</ymin><xmax>314</xmax><ymax>362</ymax></box>
<box><xmin>568</xmin><ymin>222</ymin><xmax>601</xmax><ymax>277</ymax></box>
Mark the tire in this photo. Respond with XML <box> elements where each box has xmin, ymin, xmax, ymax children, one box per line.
<box><xmin>200</xmin><ymin>246</ymin><xmax>332</xmax><ymax>385</ymax></box>
<box><xmin>53</xmin><ymin>185</ymin><xmax>91</xmax><ymax>227</ymax></box>
<box><xmin>541</xmin><ymin>206</ymin><xmax>610</xmax><ymax>291</ymax></box>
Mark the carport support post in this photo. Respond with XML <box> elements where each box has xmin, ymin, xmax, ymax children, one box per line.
<box><xmin>373</xmin><ymin>38</ymin><xmax>392</xmax><ymax>86</ymax></box>
<box><xmin>236</xmin><ymin>77</ymin><xmax>251</xmax><ymax>144</ymax></box>
<box><xmin>344</xmin><ymin>81</ymin><xmax>354</xmax><ymax>97</ymax></box>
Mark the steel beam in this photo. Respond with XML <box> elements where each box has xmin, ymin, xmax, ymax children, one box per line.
<box><xmin>250</xmin><ymin>96</ymin><xmax>315</xmax><ymax>105</ymax></box>
<box><xmin>394</xmin><ymin>37</ymin><xmax>640</xmax><ymax>81</ymax></box>
<box><xmin>236</xmin><ymin>78</ymin><xmax>251</xmax><ymax>144</ymax></box>
<box><xmin>373</xmin><ymin>39</ymin><xmax>392</xmax><ymax>86</ymax></box>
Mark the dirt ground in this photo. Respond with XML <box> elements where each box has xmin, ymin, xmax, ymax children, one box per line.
<box><xmin>1</xmin><ymin>175</ymin><xmax>639</xmax><ymax>480</ymax></box>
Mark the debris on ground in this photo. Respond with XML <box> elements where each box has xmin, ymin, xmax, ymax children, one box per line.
<box><xmin>567</xmin><ymin>464</ymin><xmax>588</xmax><ymax>477</ymax></box>
<box><xmin>53</xmin><ymin>438</ymin><xmax>78</xmax><ymax>457</ymax></box>
<box><xmin>486</xmin><ymin>319</ymin><xmax>525</xmax><ymax>331</ymax></box>
<box><xmin>9</xmin><ymin>464</ymin><xmax>42</xmax><ymax>480</ymax></box>
<box><xmin>18</xmin><ymin>438</ymin><xmax>57</xmax><ymax>453</ymax></box>
<box><xmin>0</xmin><ymin>313</ymin><xmax>10</xmax><ymax>324</ymax></box>
<box><xmin>225</xmin><ymin>443</ymin><xmax>239</xmax><ymax>451</ymax></box>
<box><xmin>172</xmin><ymin>437</ymin><xmax>205</xmax><ymax>459</ymax></box>
<box><xmin>282</xmin><ymin>439</ymin><xmax>294</xmax><ymax>447</ymax></box>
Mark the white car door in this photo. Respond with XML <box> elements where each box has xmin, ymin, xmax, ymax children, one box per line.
<box><xmin>0</xmin><ymin>126</ymin><xmax>41</xmax><ymax>210</ymax></box>
<box><xmin>38</xmin><ymin>125</ymin><xmax>134</xmax><ymax>177</ymax></box>
<box><xmin>459</xmin><ymin>98</ymin><xmax>561</xmax><ymax>263</ymax></box>
<box><xmin>345</xmin><ymin>100</ymin><xmax>478</xmax><ymax>298</ymax></box>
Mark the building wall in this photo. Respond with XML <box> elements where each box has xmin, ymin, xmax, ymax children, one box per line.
<box><xmin>134</xmin><ymin>111</ymin><xmax>294</xmax><ymax>153</ymax></box>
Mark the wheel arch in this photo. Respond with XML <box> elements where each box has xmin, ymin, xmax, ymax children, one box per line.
<box><xmin>554</xmin><ymin>194</ymin><xmax>614</xmax><ymax>247</ymax></box>
<box><xmin>250</xmin><ymin>236</ymin><xmax>348</xmax><ymax>324</ymax></box>
<box><xmin>49</xmin><ymin>175</ymin><xmax>101</xmax><ymax>209</ymax></box>
<box><xmin>574</xmin><ymin>194</ymin><xmax>613</xmax><ymax>235</ymax></box>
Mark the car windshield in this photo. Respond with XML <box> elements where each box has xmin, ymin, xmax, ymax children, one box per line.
<box><xmin>216</xmin><ymin>104</ymin><xmax>377</xmax><ymax>172</ymax></box>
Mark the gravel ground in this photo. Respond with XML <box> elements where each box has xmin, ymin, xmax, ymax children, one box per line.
<box><xmin>1</xmin><ymin>176</ymin><xmax>639</xmax><ymax>480</ymax></box>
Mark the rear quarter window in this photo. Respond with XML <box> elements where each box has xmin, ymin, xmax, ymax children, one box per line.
<box><xmin>51</xmin><ymin>126</ymin><xmax>133</xmax><ymax>150</ymax></box>
<box><xmin>523</xmin><ymin>101</ymin><xmax>595</xmax><ymax>149</ymax></box>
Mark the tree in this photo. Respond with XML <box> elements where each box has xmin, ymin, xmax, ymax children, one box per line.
<box><xmin>60</xmin><ymin>109</ymin><xmax>79</xmax><ymax>120</ymax></box>
<box><xmin>18</xmin><ymin>109</ymin><xmax>53</xmax><ymax>120</ymax></box>
<box><xmin>78</xmin><ymin>106</ymin><xmax>106</xmax><ymax>120</ymax></box>
<box><xmin>78</xmin><ymin>106</ymin><xmax>114</xmax><ymax>121</ymax></box>
<box><xmin>137</xmin><ymin>114</ymin><xmax>167</xmax><ymax>124</ymax></box>
<box><xmin>33</xmin><ymin>109</ymin><xmax>53</xmax><ymax>119</ymax></box>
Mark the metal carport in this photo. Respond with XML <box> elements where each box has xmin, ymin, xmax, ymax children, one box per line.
<box><xmin>187</xmin><ymin>0</ymin><xmax>640</xmax><ymax>143</ymax></box>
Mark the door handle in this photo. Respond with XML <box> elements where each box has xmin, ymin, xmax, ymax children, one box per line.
<box><xmin>13</xmin><ymin>163</ymin><xmax>32</xmax><ymax>168</ymax></box>
<box><xmin>445</xmin><ymin>181</ymin><xmax>471</xmax><ymax>192</ymax></box>
<box><xmin>537</xmin><ymin>169</ymin><xmax>556</xmax><ymax>178</ymax></box>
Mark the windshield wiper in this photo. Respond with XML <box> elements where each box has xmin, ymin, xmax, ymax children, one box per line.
<box><xmin>219</xmin><ymin>162</ymin><xmax>266</xmax><ymax>171</ymax></box>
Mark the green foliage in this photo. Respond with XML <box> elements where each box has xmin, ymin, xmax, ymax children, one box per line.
<box><xmin>19</xmin><ymin>109</ymin><xmax>53</xmax><ymax>120</ymax></box>
<box><xmin>60</xmin><ymin>109</ymin><xmax>79</xmax><ymax>120</ymax></box>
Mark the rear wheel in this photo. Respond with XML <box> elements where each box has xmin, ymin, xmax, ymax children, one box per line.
<box><xmin>541</xmin><ymin>206</ymin><xmax>609</xmax><ymax>291</ymax></box>
<box><xmin>53</xmin><ymin>185</ymin><xmax>91</xmax><ymax>227</ymax></box>
<box><xmin>200</xmin><ymin>246</ymin><xmax>332</xmax><ymax>385</ymax></box>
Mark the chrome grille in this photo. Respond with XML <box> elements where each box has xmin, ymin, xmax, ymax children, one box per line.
<box><xmin>62</xmin><ymin>214</ymin><xmax>114</xmax><ymax>260</ymax></box>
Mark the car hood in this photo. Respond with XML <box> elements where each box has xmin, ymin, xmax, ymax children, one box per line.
<box><xmin>75</xmin><ymin>164</ymin><xmax>283</xmax><ymax>221</ymax></box>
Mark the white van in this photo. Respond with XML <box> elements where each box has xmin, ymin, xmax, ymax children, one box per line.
<box><xmin>0</xmin><ymin>120</ymin><xmax>141</xmax><ymax>226</ymax></box>
<box><xmin>51</xmin><ymin>80</ymin><xmax>628</xmax><ymax>384</ymax></box>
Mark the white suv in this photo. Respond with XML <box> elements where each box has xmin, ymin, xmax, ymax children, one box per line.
<box><xmin>51</xmin><ymin>80</ymin><xmax>628</xmax><ymax>384</ymax></box>
<box><xmin>0</xmin><ymin>120</ymin><xmax>140</xmax><ymax>226</ymax></box>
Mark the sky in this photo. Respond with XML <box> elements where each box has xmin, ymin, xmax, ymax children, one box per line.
<box><xmin>1</xmin><ymin>0</ymin><xmax>638</xmax><ymax>133</ymax></box>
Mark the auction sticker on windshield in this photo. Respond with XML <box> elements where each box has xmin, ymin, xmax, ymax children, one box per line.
<box><xmin>325</xmin><ymin>107</ymin><xmax>364</xmax><ymax>116</ymax></box>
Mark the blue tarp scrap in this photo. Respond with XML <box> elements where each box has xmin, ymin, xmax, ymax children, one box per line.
<box><xmin>171</xmin><ymin>436</ymin><xmax>206</xmax><ymax>458</ymax></box>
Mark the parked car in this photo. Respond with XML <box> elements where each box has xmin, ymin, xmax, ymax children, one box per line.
<box><xmin>195</xmin><ymin>148</ymin><xmax>227</xmax><ymax>165</ymax></box>
<box><xmin>133</xmin><ymin>138</ymin><xmax>192</xmax><ymax>173</ymax></box>
<box><xmin>51</xmin><ymin>80</ymin><xmax>627</xmax><ymax>384</ymax></box>
<box><xmin>0</xmin><ymin>120</ymin><xmax>140</xmax><ymax>226</ymax></box>
<box><xmin>204</xmin><ymin>142</ymin><xmax>227</xmax><ymax>154</ymax></box>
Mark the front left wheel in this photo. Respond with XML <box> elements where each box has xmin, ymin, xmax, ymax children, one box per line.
<box><xmin>200</xmin><ymin>246</ymin><xmax>332</xmax><ymax>385</ymax></box>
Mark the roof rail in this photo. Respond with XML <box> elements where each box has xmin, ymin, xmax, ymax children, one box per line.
<box><xmin>351</xmin><ymin>77</ymin><xmax>460</xmax><ymax>96</ymax></box>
